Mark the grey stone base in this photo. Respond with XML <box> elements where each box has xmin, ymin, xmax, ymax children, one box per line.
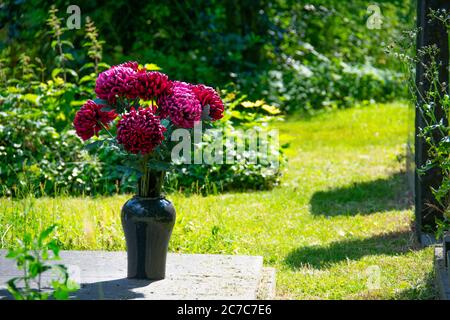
<box><xmin>0</xmin><ymin>250</ymin><xmax>275</xmax><ymax>300</ymax></box>
<box><xmin>434</xmin><ymin>245</ymin><xmax>450</xmax><ymax>300</ymax></box>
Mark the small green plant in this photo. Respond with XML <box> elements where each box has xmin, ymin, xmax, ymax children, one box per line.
<box><xmin>435</xmin><ymin>218</ymin><xmax>450</xmax><ymax>240</ymax></box>
<box><xmin>6</xmin><ymin>225</ymin><xmax>79</xmax><ymax>300</ymax></box>
<box><xmin>83</xmin><ymin>17</ymin><xmax>105</xmax><ymax>74</ymax></box>
<box><xmin>47</xmin><ymin>6</ymin><xmax>69</xmax><ymax>82</ymax></box>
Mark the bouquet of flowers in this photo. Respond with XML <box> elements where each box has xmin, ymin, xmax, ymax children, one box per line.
<box><xmin>73</xmin><ymin>61</ymin><xmax>224</xmax><ymax>196</ymax></box>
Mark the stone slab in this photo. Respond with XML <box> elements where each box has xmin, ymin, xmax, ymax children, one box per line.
<box><xmin>0</xmin><ymin>250</ymin><xmax>270</xmax><ymax>300</ymax></box>
<box><xmin>433</xmin><ymin>245</ymin><xmax>450</xmax><ymax>300</ymax></box>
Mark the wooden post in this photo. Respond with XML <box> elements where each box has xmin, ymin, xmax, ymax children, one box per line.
<box><xmin>415</xmin><ymin>0</ymin><xmax>449</xmax><ymax>242</ymax></box>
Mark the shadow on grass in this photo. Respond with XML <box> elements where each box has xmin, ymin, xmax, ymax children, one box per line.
<box><xmin>284</xmin><ymin>230</ymin><xmax>419</xmax><ymax>270</ymax></box>
<box><xmin>310</xmin><ymin>172</ymin><xmax>412</xmax><ymax>216</ymax></box>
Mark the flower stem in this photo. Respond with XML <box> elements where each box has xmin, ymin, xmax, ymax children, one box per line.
<box><xmin>97</xmin><ymin>121</ymin><xmax>115</xmax><ymax>139</ymax></box>
<box><xmin>138</xmin><ymin>155</ymin><xmax>164</xmax><ymax>198</ymax></box>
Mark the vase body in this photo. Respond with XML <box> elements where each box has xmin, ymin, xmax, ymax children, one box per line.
<box><xmin>121</xmin><ymin>170</ymin><xmax>176</xmax><ymax>280</ymax></box>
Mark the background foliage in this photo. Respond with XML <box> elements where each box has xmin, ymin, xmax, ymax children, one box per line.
<box><xmin>1</xmin><ymin>0</ymin><xmax>413</xmax><ymax>109</ymax></box>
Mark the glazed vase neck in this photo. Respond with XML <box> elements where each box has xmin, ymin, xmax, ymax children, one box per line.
<box><xmin>138</xmin><ymin>169</ymin><xmax>165</xmax><ymax>198</ymax></box>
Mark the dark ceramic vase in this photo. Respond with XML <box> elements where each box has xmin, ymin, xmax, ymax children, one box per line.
<box><xmin>121</xmin><ymin>170</ymin><xmax>176</xmax><ymax>280</ymax></box>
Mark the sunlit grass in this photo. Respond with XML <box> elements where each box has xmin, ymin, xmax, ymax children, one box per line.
<box><xmin>0</xmin><ymin>102</ymin><xmax>434</xmax><ymax>299</ymax></box>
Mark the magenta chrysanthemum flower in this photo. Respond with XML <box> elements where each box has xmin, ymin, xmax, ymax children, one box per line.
<box><xmin>157</xmin><ymin>81</ymin><xmax>201</xmax><ymax>128</ymax></box>
<box><xmin>116</xmin><ymin>107</ymin><xmax>166</xmax><ymax>155</ymax></box>
<box><xmin>191</xmin><ymin>84</ymin><xmax>224</xmax><ymax>121</ymax></box>
<box><xmin>113</xmin><ymin>61</ymin><xmax>140</xmax><ymax>71</ymax></box>
<box><xmin>127</xmin><ymin>70</ymin><xmax>172</xmax><ymax>101</ymax></box>
<box><xmin>95</xmin><ymin>66</ymin><xmax>136</xmax><ymax>103</ymax></box>
<box><xmin>73</xmin><ymin>100</ymin><xmax>117</xmax><ymax>141</ymax></box>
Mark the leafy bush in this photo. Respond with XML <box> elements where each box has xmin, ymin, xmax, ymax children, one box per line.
<box><xmin>0</xmin><ymin>90</ymin><xmax>104</xmax><ymax>196</ymax></box>
<box><xmin>263</xmin><ymin>53</ymin><xmax>404</xmax><ymax>113</ymax></box>
<box><xmin>0</xmin><ymin>77</ymin><xmax>285</xmax><ymax>197</ymax></box>
<box><xmin>166</xmin><ymin>90</ymin><xmax>286</xmax><ymax>193</ymax></box>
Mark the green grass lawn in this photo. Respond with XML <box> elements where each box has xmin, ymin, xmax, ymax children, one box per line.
<box><xmin>0</xmin><ymin>102</ymin><xmax>435</xmax><ymax>299</ymax></box>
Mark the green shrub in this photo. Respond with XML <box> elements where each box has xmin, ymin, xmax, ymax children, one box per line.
<box><xmin>0</xmin><ymin>92</ymin><xmax>104</xmax><ymax>196</ymax></box>
<box><xmin>166</xmin><ymin>90</ymin><xmax>286</xmax><ymax>194</ymax></box>
<box><xmin>263</xmin><ymin>54</ymin><xmax>404</xmax><ymax>113</ymax></box>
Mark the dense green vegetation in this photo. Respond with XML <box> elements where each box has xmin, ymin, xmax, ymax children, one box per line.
<box><xmin>2</xmin><ymin>0</ymin><xmax>413</xmax><ymax>112</ymax></box>
<box><xmin>0</xmin><ymin>103</ymin><xmax>435</xmax><ymax>299</ymax></box>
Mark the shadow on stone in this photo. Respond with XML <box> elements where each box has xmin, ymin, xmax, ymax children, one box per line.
<box><xmin>0</xmin><ymin>278</ymin><xmax>155</xmax><ymax>300</ymax></box>
<box><xmin>71</xmin><ymin>278</ymin><xmax>154</xmax><ymax>300</ymax></box>
<box><xmin>310</xmin><ymin>172</ymin><xmax>412</xmax><ymax>216</ymax></box>
<box><xmin>284</xmin><ymin>230</ymin><xmax>419</xmax><ymax>270</ymax></box>
<box><xmin>0</xmin><ymin>288</ymin><xmax>12</xmax><ymax>300</ymax></box>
